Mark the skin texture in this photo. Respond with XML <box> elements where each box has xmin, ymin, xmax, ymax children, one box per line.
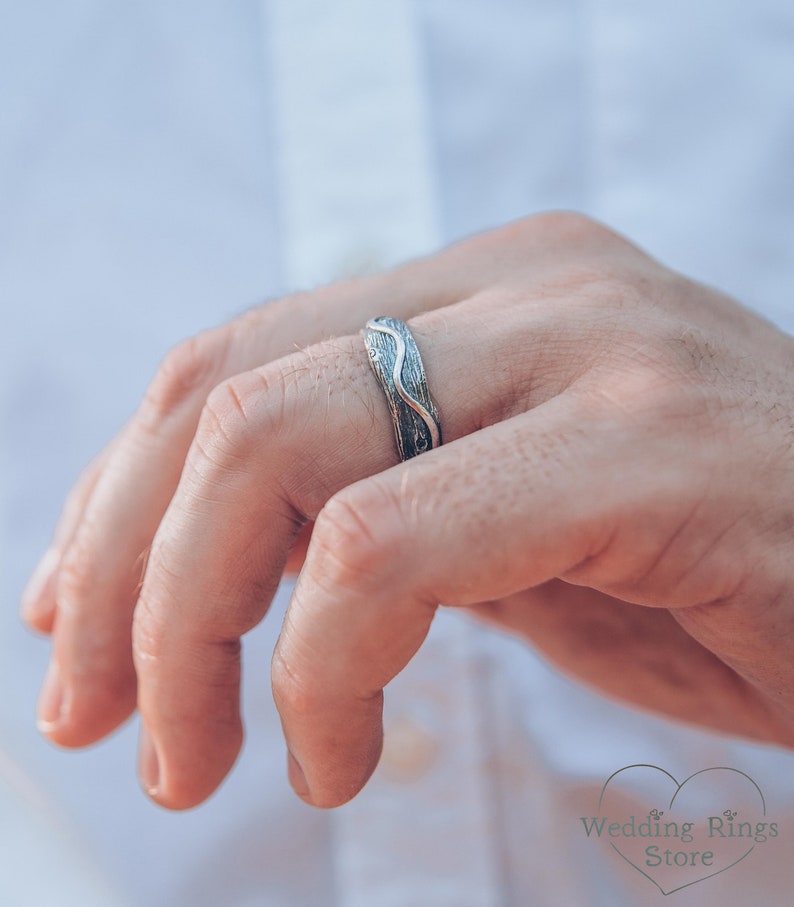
<box><xmin>20</xmin><ymin>213</ymin><xmax>794</xmax><ymax>810</ymax></box>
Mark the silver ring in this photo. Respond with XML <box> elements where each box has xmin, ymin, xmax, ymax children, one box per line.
<box><xmin>363</xmin><ymin>317</ymin><xmax>442</xmax><ymax>461</ymax></box>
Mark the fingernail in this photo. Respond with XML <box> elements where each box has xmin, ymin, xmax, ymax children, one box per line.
<box><xmin>138</xmin><ymin>724</ymin><xmax>161</xmax><ymax>797</ymax></box>
<box><xmin>21</xmin><ymin>547</ymin><xmax>60</xmax><ymax>622</ymax></box>
<box><xmin>36</xmin><ymin>661</ymin><xmax>64</xmax><ymax>732</ymax></box>
<box><xmin>287</xmin><ymin>750</ymin><xmax>312</xmax><ymax>803</ymax></box>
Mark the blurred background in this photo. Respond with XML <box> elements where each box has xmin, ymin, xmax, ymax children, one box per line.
<box><xmin>2</xmin><ymin>1</ymin><xmax>794</xmax><ymax>904</ymax></box>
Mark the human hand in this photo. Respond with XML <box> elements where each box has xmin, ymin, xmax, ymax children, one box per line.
<box><xmin>21</xmin><ymin>213</ymin><xmax>794</xmax><ymax>810</ymax></box>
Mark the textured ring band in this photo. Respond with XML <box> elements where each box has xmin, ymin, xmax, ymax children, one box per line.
<box><xmin>363</xmin><ymin>317</ymin><xmax>442</xmax><ymax>461</ymax></box>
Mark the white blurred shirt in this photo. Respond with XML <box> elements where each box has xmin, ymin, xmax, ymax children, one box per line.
<box><xmin>2</xmin><ymin>2</ymin><xmax>794</xmax><ymax>905</ymax></box>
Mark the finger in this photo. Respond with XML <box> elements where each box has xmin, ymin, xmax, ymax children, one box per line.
<box><xmin>468</xmin><ymin>583</ymin><xmax>783</xmax><ymax>742</ymax></box>
<box><xmin>38</xmin><ymin>224</ymin><xmax>521</xmax><ymax>749</ymax></box>
<box><xmin>21</xmin><ymin>445</ymin><xmax>113</xmax><ymax>634</ymax></box>
<box><xmin>35</xmin><ymin>326</ymin><xmax>238</xmax><ymax>746</ymax></box>
<box><xmin>272</xmin><ymin>393</ymin><xmax>597</xmax><ymax>807</ymax></box>
<box><xmin>130</xmin><ymin>338</ymin><xmax>406</xmax><ymax>809</ymax></box>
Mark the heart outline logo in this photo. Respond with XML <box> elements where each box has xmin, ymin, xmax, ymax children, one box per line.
<box><xmin>589</xmin><ymin>764</ymin><xmax>768</xmax><ymax>896</ymax></box>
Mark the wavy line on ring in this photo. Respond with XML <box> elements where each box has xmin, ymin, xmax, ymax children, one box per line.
<box><xmin>369</xmin><ymin>320</ymin><xmax>441</xmax><ymax>450</ymax></box>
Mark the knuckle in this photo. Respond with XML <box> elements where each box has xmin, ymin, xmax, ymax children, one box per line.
<box><xmin>271</xmin><ymin>648</ymin><xmax>325</xmax><ymax>717</ymax></box>
<box><xmin>311</xmin><ymin>483</ymin><xmax>398</xmax><ymax>589</ymax></box>
<box><xmin>56</xmin><ymin>526</ymin><xmax>101</xmax><ymax>616</ymax></box>
<box><xmin>533</xmin><ymin>209</ymin><xmax>603</xmax><ymax>239</ymax></box>
<box><xmin>204</xmin><ymin>376</ymin><xmax>253</xmax><ymax>441</ymax></box>
<box><xmin>193</xmin><ymin>373</ymin><xmax>268</xmax><ymax>469</ymax></box>
<box><xmin>131</xmin><ymin>591</ymin><xmax>166</xmax><ymax>665</ymax></box>
<box><xmin>533</xmin><ymin>211</ymin><xmax>626</xmax><ymax>256</ymax></box>
<box><xmin>495</xmin><ymin>211</ymin><xmax>605</xmax><ymax>250</ymax></box>
<box><xmin>143</xmin><ymin>328</ymin><xmax>229</xmax><ymax>423</ymax></box>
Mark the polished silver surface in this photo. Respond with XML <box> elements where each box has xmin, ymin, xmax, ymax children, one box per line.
<box><xmin>363</xmin><ymin>317</ymin><xmax>442</xmax><ymax>460</ymax></box>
